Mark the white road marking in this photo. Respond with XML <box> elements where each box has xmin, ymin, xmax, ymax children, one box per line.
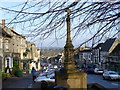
<box><xmin>112</xmin><ymin>83</ymin><xmax>120</xmax><ymax>86</ymax></box>
<box><xmin>28</xmin><ymin>84</ymin><xmax>33</xmax><ymax>88</ymax></box>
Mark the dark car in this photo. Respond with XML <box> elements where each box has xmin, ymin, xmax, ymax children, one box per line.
<box><xmin>87</xmin><ymin>68</ymin><xmax>95</xmax><ymax>74</ymax></box>
<box><xmin>80</xmin><ymin>68</ymin><xmax>87</xmax><ymax>73</ymax></box>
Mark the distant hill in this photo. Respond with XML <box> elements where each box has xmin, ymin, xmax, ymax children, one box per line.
<box><xmin>40</xmin><ymin>48</ymin><xmax>64</xmax><ymax>57</ymax></box>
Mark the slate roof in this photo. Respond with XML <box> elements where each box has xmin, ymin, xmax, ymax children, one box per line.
<box><xmin>10</xmin><ymin>29</ymin><xmax>25</xmax><ymax>38</ymax></box>
<box><xmin>94</xmin><ymin>38</ymin><xmax>116</xmax><ymax>52</ymax></box>
<box><xmin>101</xmin><ymin>38</ymin><xmax>116</xmax><ymax>51</ymax></box>
<box><xmin>0</xmin><ymin>27</ymin><xmax>12</xmax><ymax>38</ymax></box>
<box><xmin>80</xmin><ymin>49</ymin><xmax>92</xmax><ymax>52</ymax></box>
<box><xmin>0</xmin><ymin>24</ymin><xmax>25</xmax><ymax>38</ymax></box>
<box><xmin>110</xmin><ymin>43</ymin><xmax>120</xmax><ymax>54</ymax></box>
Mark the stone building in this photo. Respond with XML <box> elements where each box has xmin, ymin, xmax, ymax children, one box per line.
<box><xmin>74</xmin><ymin>38</ymin><xmax>120</xmax><ymax>70</ymax></box>
<box><xmin>30</xmin><ymin>43</ymin><xmax>40</xmax><ymax>71</ymax></box>
<box><xmin>105</xmin><ymin>38</ymin><xmax>120</xmax><ymax>73</ymax></box>
<box><xmin>0</xmin><ymin>22</ymin><xmax>13</xmax><ymax>72</ymax></box>
<box><xmin>0</xmin><ymin>19</ymin><xmax>41</xmax><ymax>73</ymax></box>
<box><xmin>0</xmin><ymin>20</ymin><xmax>13</xmax><ymax>73</ymax></box>
<box><xmin>74</xmin><ymin>46</ymin><xmax>91</xmax><ymax>68</ymax></box>
<box><xmin>19</xmin><ymin>42</ymin><xmax>41</xmax><ymax>73</ymax></box>
<box><xmin>92</xmin><ymin>38</ymin><xmax>119</xmax><ymax>69</ymax></box>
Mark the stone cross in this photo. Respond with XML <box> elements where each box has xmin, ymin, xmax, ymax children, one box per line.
<box><xmin>55</xmin><ymin>9</ymin><xmax>87</xmax><ymax>89</ymax></box>
<box><xmin>64</xmin><ymin>8</ymin><xmax>76</xmax><ymax>71</ymax></box>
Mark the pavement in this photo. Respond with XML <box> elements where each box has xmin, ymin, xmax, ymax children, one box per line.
<box><xmin>0</xmin><ymin>78</ymin><xmax>2</xmax><ymax>90</ymax></box>
<box><xmin>2</xmin><ymin>71</ymin><xmax>41</xmax><ymax>89</ymax></box>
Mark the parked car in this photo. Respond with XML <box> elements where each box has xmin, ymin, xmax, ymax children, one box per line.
<box><xmin>87</xmin><ymin>68</ymin><xmax>95</xmax><ymax>74</ymax></box>
<box><xmin>39</xmin><ymin>72</ymin><xmax>47</xmax><ymax>76</ymax></box>
<box><xmin>35</xmin><ymin>73</ymin><xmax>55</xmax><ymax>82</ymax></box>
<box><xmin>80</xmin><ymin>68</ymin><xmax>94</xmax><ymax>73</ymax></box>
<box><xmin>103</xmin><ymin>70</ymin><xmax>109</xmax><ymax>73</ymax></box>
<box><xmin>79</xmin><ymin>68</ymin><xmax>87</xmax><ymax>73</ymax></box>
<box><xmin>94</xmin><ymin>68</ymin><xmax>103</xmax><ymax>74</ymax></box>
<box><xmin>54</xmin><ymin>65</ymin><xmax>58</xmax><ymax>69</ymax></box>
<box><xmin>103</xmin><ymin>71</ymin><xmax>120</xmax><ymax>80</ymax></box>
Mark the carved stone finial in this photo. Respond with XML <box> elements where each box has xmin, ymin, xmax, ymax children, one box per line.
<box><xmin>65</xmin><ymin>8</ymin><xmax>71</xmax><ymax>13</ymax></box>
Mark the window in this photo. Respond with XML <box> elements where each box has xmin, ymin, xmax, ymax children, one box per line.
<box><xmin>0</xmin><ymin>38</ymin><xmax>2</xmax><ymax>48</ymax></box>
<box><xmin>6</xmin><ymin>40</ymin><xmax>9</xmax><ymax>49</ymax></box>
<box><xmin>7</xmin><ymin>58</ymin><xmax>9</xmax><ymax>67</ymax></box>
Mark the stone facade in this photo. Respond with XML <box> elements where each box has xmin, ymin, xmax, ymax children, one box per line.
<box><xmin>0</xmin><ymin>20</ymin><xmax>41</xmax><ymax>73</ymax></box>
<box><xmin>0</xmin><ymin>24</ymin><xmax>12</xmax><ymax>72</ymax></box>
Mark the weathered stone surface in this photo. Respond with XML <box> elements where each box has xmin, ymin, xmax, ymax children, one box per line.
<box><xmin>55</xmin><ymin>70</ymin><xmax>87</xmax><ymax>88</ymax></box>
<box><xmin>55</xmin><ymin>8</ymin><xmax>87</xmax><ymax>89</ymax></box>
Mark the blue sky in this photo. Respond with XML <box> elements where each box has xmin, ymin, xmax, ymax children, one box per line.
<box><xmin>0</xmin><ymin>1</ymin><xmax>119</xmax><ymax>48</ymax></box>
<box><xmin>0</xmin><ymin>1</ymin><xmax>89</xmax><ymax>48</ymax></box>
<box><xmin>0</xmin><ymin>1</ymin><xmax>67</xmax><ymax>48</ymax></box>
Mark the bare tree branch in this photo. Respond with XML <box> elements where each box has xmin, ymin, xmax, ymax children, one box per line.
<box><xmin>0</xmin><ymin>0</ymin><xmax>120</xmax><ymax>47</ymax></box>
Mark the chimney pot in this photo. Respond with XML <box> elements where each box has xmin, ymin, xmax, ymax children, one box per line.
<box><xmin>2</xmin><ymin>19</ymin><xmax>5</xmax><ymax>26</ymax></box>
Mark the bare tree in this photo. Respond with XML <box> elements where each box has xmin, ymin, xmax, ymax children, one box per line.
<box><xmin>0</xmin><ymin>0</ymin><xmax>120</xmax><ymax>47</ymax></box>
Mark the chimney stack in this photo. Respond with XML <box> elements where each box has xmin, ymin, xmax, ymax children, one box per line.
<box><xmin>2</xmin><ymin>19</ymin><xmax>5</xmax><ymax>26</ymax></box>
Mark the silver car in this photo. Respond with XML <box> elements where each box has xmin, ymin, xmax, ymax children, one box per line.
<box><xmin>103</xmin><ymin>71</ymin><xmax>120</xmax><ymax>80</ymax></box>
<box><xmin>94</xmin><ymin>68</ymin><xmax>103</xmax><ymax>74</ymax></box>
<box><xmin>35</xmin><ymin>73</ymin><xmax>55</xmax><ymax>82</ymax></box>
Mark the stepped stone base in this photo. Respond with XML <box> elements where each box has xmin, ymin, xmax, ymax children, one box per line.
<box><xmin>55</xmin><ymin>68</ymin><xmax>87</xmax><ymax>89</ymax></box>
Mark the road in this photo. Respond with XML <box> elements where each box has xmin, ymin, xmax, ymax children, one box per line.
<box><xmin>27</xmin><ymin>72</ymin><xmax>120</xmax><ymax>89</ymax></box>
<box><xmin>2</xmin><ymin>69</ymin><xmax>119</xmax><ymax>89</ymax></box>
<box><xmin>87</xmin><ymin>74</ymin><xmax>120</xmax><ymax>90</ymax></box>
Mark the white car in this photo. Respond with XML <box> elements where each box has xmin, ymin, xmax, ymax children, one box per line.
<box><xmin>39</xmin><ymin>72</ymin><xmax>47</xmax><ymax>76</ymax></box>
<box><xmin>54</xmin><ymin>65</ymin><xmax>58</xmax><ymax>69</ymax></box>
<box><xmin>35</xmin><ymin>73</ymin><xmax>55</xmax><ymax>82</ymax></box>
<box><xmin>94</xmin><ymin>68</ymin><xmax>103</xmax><ymax>74</ymax></box>
<box><xmin>103</xmin><ymin>71</ymin><xmax>120</xmax><ymax>80</ymax></box>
